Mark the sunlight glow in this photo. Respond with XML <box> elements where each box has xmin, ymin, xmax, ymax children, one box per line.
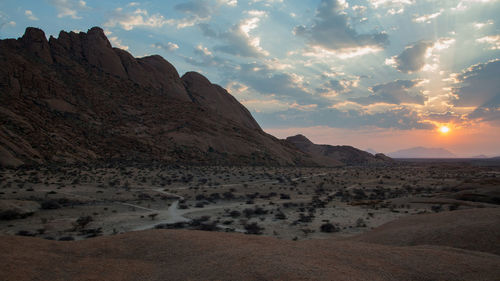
<box><xmin>439</xmin><ymin>126</ymin><xmax>450</xmax><ymax>134</ymax></box>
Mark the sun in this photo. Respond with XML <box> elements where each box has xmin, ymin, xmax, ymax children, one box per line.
<box><xmin>439</xmin><ymin>126</ymin><xmax>450</xmax><ymax>134</ymax></box>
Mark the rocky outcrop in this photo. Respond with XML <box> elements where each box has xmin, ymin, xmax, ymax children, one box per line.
<box><xmin>49</xmin><ymin>27</ymin><xmax>128</xmax><ymax>78</ymax></box>
<box><xmin>114</xmin><ymin>50</ymin><xmax>191</xmax><ymax>102</ymax></box>
<box><xmin>21</xmin><ymin>28</ymin><xmax>53</xmax><ymax>64</ymax></box>
<box><xmin>286</xmin><ymin>134</ymin><xmax>392</xmax><ymax>166</ymax></box>
<box><xmin>0</xmin><ymin>27</ymin><xmax>314</xmax><ymax>167</ymax></box>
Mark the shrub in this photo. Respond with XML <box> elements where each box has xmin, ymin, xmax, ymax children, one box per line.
<box><xmin>73</xmin><ymin>216</ymin><xmax>92</xmax><ymax>230</ymax></box>
<box><xmin>244</xmin><ymin>222</ymin><xmax>264</xmax><ymax>235</ymax></box>
<box><xmin>320</xmin><ymin>223</ymin><xmax>339</xmax><ymax>233</ymax></box>
<box><xmin>356</xmin><ymin>218</ymin><xmax>366</xmax><ymax>227</ymax></box>
<box><xmin>229</xmin><ymin>210</ymin><xmax>241</xmax><ymax>218</ymax></box>
<box><xmin>280</xmin><ymin>194</ymin><xmax>291</xmax><ymax>200</ymax></box>
<box><xmin>274</xmin><ymin>211</ymin><xmax>286</xmax><ymax>220</ymax></box>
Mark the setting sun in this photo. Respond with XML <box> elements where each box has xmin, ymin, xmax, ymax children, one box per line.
<box><xmin>439</xmin><ymin>126</ymin><xmax>450</xmax><ymax>134</ymax></box>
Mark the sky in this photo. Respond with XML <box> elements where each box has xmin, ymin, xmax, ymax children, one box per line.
<box><xmin>0</xmin><ymin>0</ymin><xmax>499</xmax><ymax>156</ymax></box>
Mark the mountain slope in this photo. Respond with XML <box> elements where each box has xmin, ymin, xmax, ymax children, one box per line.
<box><xmin>388</xmin><ymin>147</ymin><xmax>456</xmax><ymax>158</ymax></box>
<box><xmin>286</xmin><ymin>134</ymin><xmax>393</xmax><ymax>166</ymax></box>
<box><xmin>0</xmin><ymin>27</ymin><xmax>314</xmax><ymax>167</ymax></box>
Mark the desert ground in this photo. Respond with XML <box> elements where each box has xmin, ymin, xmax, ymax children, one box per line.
<box><xmin>1</xmin><ymin>160</ymin><xmax>499</xmax><ymax>241</ymax></box>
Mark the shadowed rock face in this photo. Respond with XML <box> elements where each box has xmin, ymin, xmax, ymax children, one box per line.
<box><xmin>286</xmin><ymin>134</ymin><xmax>393</xmax><ymax>166</ymax></box>
<box><xmin>0</xmin><ymin>27</ymin><xmax>314</xmax><ymax>167</ymax></box>
<box><xmin>182</xmin><ymin>71</ymin><xmax>261</xmax><ymax>131</ymax></box>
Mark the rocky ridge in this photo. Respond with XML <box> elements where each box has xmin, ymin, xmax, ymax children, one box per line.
<box><xmin>286</xmin><ymin>134</ymin><xmax>393</xmax><ymax>166</ymax></box>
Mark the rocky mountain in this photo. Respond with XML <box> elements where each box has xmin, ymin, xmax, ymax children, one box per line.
<box><xmin>285</xmin><ymin>134</ymin><xmax>392</xmax><ymax>166</ymax></box>
<box><xmin>388</xmin><ymin>147</ymin><xmax>456</xmax><ymax>158</ymax></box>
<box><xmin>0</xmin><ymin>27</ymin><xmax>315</xmax><ymax>167</ymax></box>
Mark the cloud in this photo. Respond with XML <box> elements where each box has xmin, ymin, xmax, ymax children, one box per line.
<box><xmin>105</xmin><ymin>8</ymin><xmax>174</xmax><ymax>30</ymax></box>
<box><xmin>453</xmin><ymin>0</ymin><xmax>499</xmax><ymax>11</ymax></box>
<box><xmin>174</xmin><ymin>0</ymin><xmax>213</xmax><ymax>27</ymax></box>
<box><xmin>473</xmin><ymin>20</ymin><xmax>494</xmax><ymax>29</ymax></box>
<box><xmin>105</xmin><ymin>1</ymin><xmax>215</xmax><ymax>31</ymax></box>
<box><xmin>50</xmin><ymin>0</ymin><xmax>88</xmax><ymax>19</ymax></box>
<box><xmin>25</xmin><ymin>10</ymin><xmax>39</xmax><ymax>21</ymax></box>
<box><xmin>152</xmin><ymin>42</ymin><xmax>179</xmax><ymax>52</ymax></box>
<box><xmin>250</xmin><ymin>0</ymin><xmax>283</xmax><ymax>6</ymax></box>
<box><xmin>413</xmin><ymin>9</ymin><xmax>444</xmax><ymax>23</ymax></box>
<box><xmin>201</xmin><ymin>11</ymin><xmax>269</xmax><ymax>58</ymax></box>
<box><xmin>315</xmin><ymin>77</ymin><xmax>359</xmax><ymax>97</ymax></box>
<box><xmin>368</xmin><ymin>0</ymin><xmax>414</xmax><ymax>16</ymax></box>
<box><xmin>294</xmin><ymin>0</ymin><xmax>389</xmax><ymax>56</ymax></box>
<box><xmin>385</xmin><ymin>39</ymin><xmax>455</xmax><ymax>73</ymax></box>
<box><xmin>425</xmin><ymin>111</ymin><xmax>465</xmax><ymax>124</ymax></box>
<box><xmin>256</xmin><ymin>105</ymin><xmax>432</xmax><ymax>130</ymax></box>
<box><xmin>368</xmin><ymin>0</ymin><xmax>415</xmax><ymax>8</ymax></box>
<box><xmin>316</xmin><ymin>79</ymin><xmax>346</xmax><ymax>95</ymax></box>
<box><xmin>468</xmin><ymin>106</ymin><xmax>500</xmax><ymax>124</ymax></box>
<box><xmin>235</xmin><ymin>62</ymin><xmax>310</xmax><ymax>100</ymax></box>
<box><xmin>352</xmin><ymin>5</ymin><xmax>368</xmax><ymax>15</ymax></box>
<box><xmin>184</xmin><ymin>44</ymin><xmax>231</xmax><ymax>67</ymax></box>
<box><xmin>0</xmin><ymin>12</ymin><xmax>16</xmax><ymax>29</ymax></box>
<box><xmin>218</xmin><ymin>0</ymin><xmax>238</xmax><ymax>6</ymax></box>
<box><xmin>199</xmin><ymin>23</ymin><xmax>217</xmax><ymax>37</ymax></box>
<box><xmin>385</xmin><ymin>41</ymin><xmax>433</xmax><ymax>73</ymax></box>
<box><xmin>242</xmin><ymin>99</ymin><xmax>316</xmax><ymax>113</ymax></box>
<box><xmin>103</xmin><ymin>30</ymin><xmax>129</xmax><ymax>50</ymax></box>
<box><xmin>350</xmin><ymin>79</ymin><xmax>427</xmax><ymax>105</ymax></box>
<box><xmin>451</xmin><ymin>59</ymin><xmax>500</xmax><ymax>109</ymax></box>
<box><xmin>476</xmin><ymin>35</ymin><xmax>500</xmax><ymax>50</ymax></box>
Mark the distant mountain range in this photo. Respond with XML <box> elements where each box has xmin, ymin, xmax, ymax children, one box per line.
<box><xmin>388</xmin><ymin>147</ymin><xmax>456</xmax><ymax>158</ymax></box>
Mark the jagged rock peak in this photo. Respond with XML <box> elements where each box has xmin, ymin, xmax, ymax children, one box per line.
<box><xmin>21</xmin><ymin>27</ymin><xmax>53</xmax><ymax>63</ymax></box>
<box><xmin>86</xmin><ymin>26</ymin><xmax>112</xmax><ymax>48</ymax></box>
<box><xmin>22</xmin><ymin>27</ymin><xmax>48</xmax><ymax>43</ymax></box>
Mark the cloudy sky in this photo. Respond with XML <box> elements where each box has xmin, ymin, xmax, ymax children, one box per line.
<box><xmin>1</xmin><ymin>0</ymin><xmax>499</xmax><ymax>156</ymax></box>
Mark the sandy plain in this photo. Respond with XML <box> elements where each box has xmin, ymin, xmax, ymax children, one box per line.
<box><xmin>1</xmin><ymin>160</ymin><xmax>498</xmax><ymax>241</ymax></box>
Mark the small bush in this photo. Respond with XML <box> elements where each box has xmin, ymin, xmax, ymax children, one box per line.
<box><xmin>244</xmin><ymin>222</ymin><xmax>264</xmax><ymax>235</ymax></box>
<box><xmin>320</xmin><ymin>223</ymin><xmax>339</xmax><ymax>233</ymax></box>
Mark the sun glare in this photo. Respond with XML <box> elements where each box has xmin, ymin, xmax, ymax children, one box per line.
<box><xmin>439</xmin><ymin>126</ymin><xmax>450</xmax><ymax>134</ymax></box>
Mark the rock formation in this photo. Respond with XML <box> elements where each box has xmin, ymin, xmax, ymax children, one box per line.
<box><xmin>0</xmin><ymin>27</ymin><xmax>313</xmax><ymax>167</ymax></box>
